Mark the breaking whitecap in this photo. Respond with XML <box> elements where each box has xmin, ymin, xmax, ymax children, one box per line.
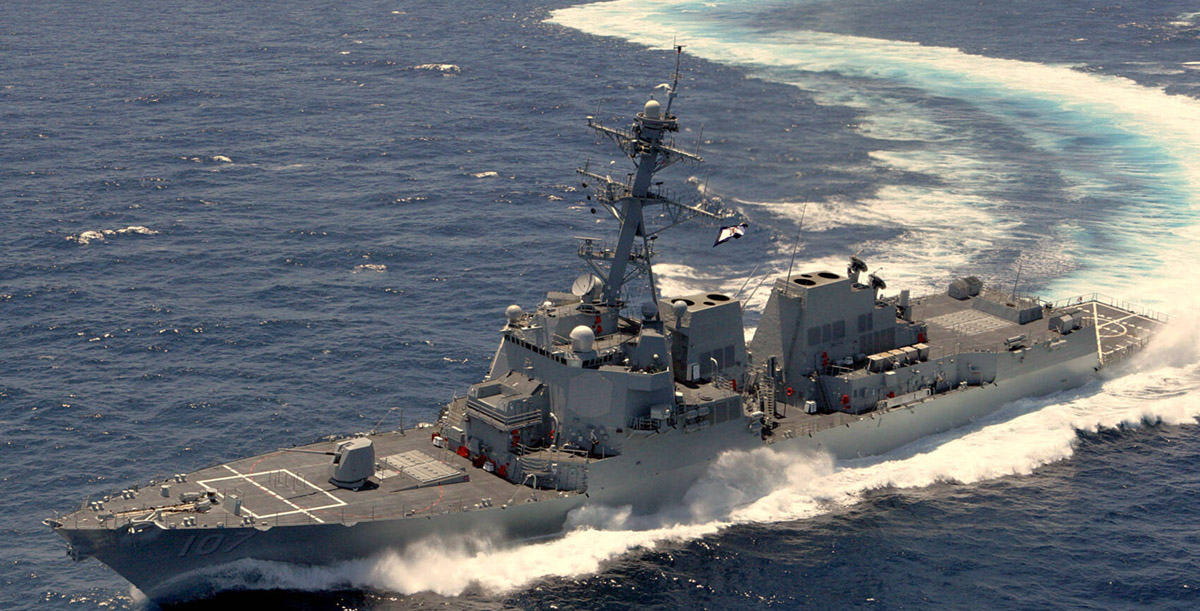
<box><xmin>352</xmin><ymin>263</ymin><xmax>387</xmax><ymax>273</ymax></box>
<box><xmin>66</xmin><ymin>226</ymin><xmax>159</xmax><ymax>246</ymax></box>
<box><xmin>411</xmin><ymin>64</ymin><xmax>461</xmax><ymax>74</ymax></box>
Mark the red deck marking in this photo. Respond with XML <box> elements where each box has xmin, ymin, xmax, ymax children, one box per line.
<box><xmin>410</xmin><ymin>484</ymin><xmax>445</xmax><ymax>515</ymax></box>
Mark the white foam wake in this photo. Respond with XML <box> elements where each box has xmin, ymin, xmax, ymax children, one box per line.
<box><xmin>550</xmin><ymin>0</ymin><xmax>1200</xmax><ymax>188</ymax></box>
<box><xmin>549</xmin><ymin>0</ymin><xmax>1200</xmax><ymax>304</ymax></box>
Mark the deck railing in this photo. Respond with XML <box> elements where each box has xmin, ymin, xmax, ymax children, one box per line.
<box><xmin>1044</xmin><ymin>293</ymin><xmax>1170</xmax><ymax>323</ymax></box>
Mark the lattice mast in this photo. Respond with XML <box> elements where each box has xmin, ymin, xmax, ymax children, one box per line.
<box><xmin>577</xmin><ymin>46</ymin><xmax>724</xmax><ymax>308</ymax></box>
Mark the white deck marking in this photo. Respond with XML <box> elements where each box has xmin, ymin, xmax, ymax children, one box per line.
<box><xmin>223</xmin><ymin>465</ymin><xmax>324</xmax><ymax>522</ymax></box>
<box><xmin>1087</xmin><ymin>305</ymin><xmax>1164</xmax><ymax>361</ymax></box>
<box><xmin>1098</xmin><ymin>320</ymin><xmax>1128</xmax><ymax>338</ymax></box>
<box><xmin>196</xmin><ymin>475</ymin><xmax>262</xmax><ymax>519</ymax></box>
<box><xmin>193</xmin><ymin>465</ymin><xmax>353</xmax><ymax>523</ymax></box>
<box><xmin>1096</xmin><ymin>311</ymin><xmax>1141</xmax><ymax>329</ymax></box>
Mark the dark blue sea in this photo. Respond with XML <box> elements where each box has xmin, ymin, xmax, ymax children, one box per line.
<box><xmin>4</xmin><ymin>0</ymin><xmax>1200</xmax><ymax>608</ymax></box>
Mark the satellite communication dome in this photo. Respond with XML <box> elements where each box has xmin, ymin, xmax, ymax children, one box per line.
<box><xmin>641</xmin><ymin>302</ymin><xmax>658</xmax><ymax>320</ymax></box>
<box><xmin>643</xmin><ymin>99</ymin><xmax>661</xmax><ymax>120</ymax></box>
<box><xmin>505</xmin><ymin>304</ymin><xmax>523</xmax><ymax>324</ymax></box>
<box><xmin>671</xmin><ymin>300</ymin><xmax>688</xmax><ymax>323</ymax></box>
<box><xmin>570</xmin><ymin>325</ymin><xmax>595</xmax><ymax>352</ymax></box>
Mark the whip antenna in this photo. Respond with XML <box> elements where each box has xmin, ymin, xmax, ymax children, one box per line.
<box><xmin>785</xmin><ymin>203</ymin><xmax>809</xmax><ymax>282</ymax></box>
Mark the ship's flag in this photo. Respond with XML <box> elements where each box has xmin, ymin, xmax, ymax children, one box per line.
<box><xmin>713</xmin><ymin>222</ymin><xmax>748</xmax><ymax>247</ymax></box>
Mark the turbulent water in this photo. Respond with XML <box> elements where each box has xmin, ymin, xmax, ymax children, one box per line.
<box><xmin>3</xmin><ymin>0</ymin><xmax>1200</xmax><ymax>609</ymax></box>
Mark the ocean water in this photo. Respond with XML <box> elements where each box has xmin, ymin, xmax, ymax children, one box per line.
<box><xmin>3</xmin><ymin>0</ymin><xmax>1200</xmax><ymax>608</ymax></box>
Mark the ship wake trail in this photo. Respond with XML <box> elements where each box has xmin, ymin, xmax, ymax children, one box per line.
<box><xmin>548</xmin><ymin>0</ymin><xmax>1200</xmax><ymax>302</ymax></box>
<box><xmin>211</xmin><ymin>310</ymin><xmax>1200</xmax><ymax>600</ymax></box>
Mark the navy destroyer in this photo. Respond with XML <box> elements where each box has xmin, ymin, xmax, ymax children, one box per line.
<box><xmin>46</xmin><ymin>51</ymin><xmax>1168</xmax><ymax>601</ymax></box>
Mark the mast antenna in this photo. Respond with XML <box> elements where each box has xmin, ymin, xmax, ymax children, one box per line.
<box><xmin>733</xmin><ymin>261</ymin><xmax>763</xmax><ymax>301</ymax></box>
<box><xmin>742</xmin><ymin>270</ymin><xmax>775</xmax><ymax>313</ymax></box>
<box><xmin>1010</xmin><ymin>258</ymin><xmax>1024</xmax><ymax>302</ymax></box>
<box><xmin>785</xmin><ymin>203</ymin><xmax>809</xmax><ymax>282</ymax></box>
<box><xmin>665</xmin><ymin>43</ymin><xmax>684</xmax><ymax>116</ymax></box>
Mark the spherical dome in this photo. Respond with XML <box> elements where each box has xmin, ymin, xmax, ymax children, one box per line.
<box><xmin>505</xmin><ymin>304</ymin><xmax>523</xmax><ymax>324</ymax></box>
<box><xmin>671</xmin><ymin>300</ymin><xmax>688</xmax><ymax>322</ymax></box>
<box><xmin>643</xmin><ymin>99</ymin><xmax>661</xmax><ymax>120</ymax></box>
<box><xmin>640</xmin><ymin>302</ymin><xmax>658</xmax><ymax>320</ymax></box>
<box><xmin>570</xmin><ymin>325</ymin><xmax>595</xmax><ymax>352</ymax></box>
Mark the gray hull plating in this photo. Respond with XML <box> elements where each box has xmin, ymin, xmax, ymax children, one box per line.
<box><xmin>61</xmin><ymin>345</ymin><xmax>1099</xmax><ymax>600</ymax></box>
<box><xmin>786</xmin><ymin>349</ymin><xmax>1100</xmax><ymax>460</ymax></box>
<box><xmin>64</xmin><ymin>492</ymin><xmax>588</xmax><ymax>601</ymax></box>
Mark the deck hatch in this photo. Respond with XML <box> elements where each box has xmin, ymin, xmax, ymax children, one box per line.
<box><xmin>382</xmin><ymin>450</ymin><xmax>460</xmax><ymax>484</ymax></box>
<box><xmin>927</xmin><ymin>310</ymin><xmax>1010</xmax><ymax>336</ymax></box>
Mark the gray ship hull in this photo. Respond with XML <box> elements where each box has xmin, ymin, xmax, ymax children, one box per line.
<box><xmin>54</xmin><ymin>343</ymin><xmax>1100</xmax><ymax>601</ymax></box>
<box><xmin>781</xmin><ymin>347</ymin><xmax>1100</xmax><ymax>459</ymax></box>
<box><xmin>59</xmin><ymin>491</ymin><xmax>588</xmax><ymax>602</ymax></box>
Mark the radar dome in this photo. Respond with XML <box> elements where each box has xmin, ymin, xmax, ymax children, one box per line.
<box><xmin>643</xmin><ymin>99</ymin><xmax>661</xmax><ymax>120</ymax></box>
<box><xmin>671</xmin><ymin>300</ymin><xmax>688</xmax><ymax>323</ymax></box>
<box><xmin>640</xmin><ymin>302</ymin><xmax>658</xmax><ymax>320</ymax></box>
<box><xmin>505</xmin><ymin>304</ymin><xmax>523</xmax><ymax>324</ymax></box>
<box><xmin>570</xmin><ymin>325</ymin><xmax>595</xmax><ymax>352</ymax></box>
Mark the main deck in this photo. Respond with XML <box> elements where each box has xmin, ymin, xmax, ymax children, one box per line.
<box><xmin>55</xmin><ymin>429</ymin><xmax>582</xmax><ymax>533</ymax></box>
<box><xmin>912</xmin><ymin>291</ymin><xmax>1163</xmax><ymax>365</ymax></box>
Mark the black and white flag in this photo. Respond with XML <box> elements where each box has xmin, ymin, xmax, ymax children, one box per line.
<box><xmin>713</xmin><ymin>222</ymin><xmax>748</xmax><ymax>247</ymax></box>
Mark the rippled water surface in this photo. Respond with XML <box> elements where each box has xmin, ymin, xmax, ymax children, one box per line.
<box><xmin>3</xmin><ymin>0</ymin><xmax>1200</xmax><ymax>609</ymax></box>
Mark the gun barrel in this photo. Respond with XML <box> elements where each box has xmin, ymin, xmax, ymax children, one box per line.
<box><xmin>278</xmin><ymin>448</ymin><xmax>337</xmax><ymax>456</ymax></box>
